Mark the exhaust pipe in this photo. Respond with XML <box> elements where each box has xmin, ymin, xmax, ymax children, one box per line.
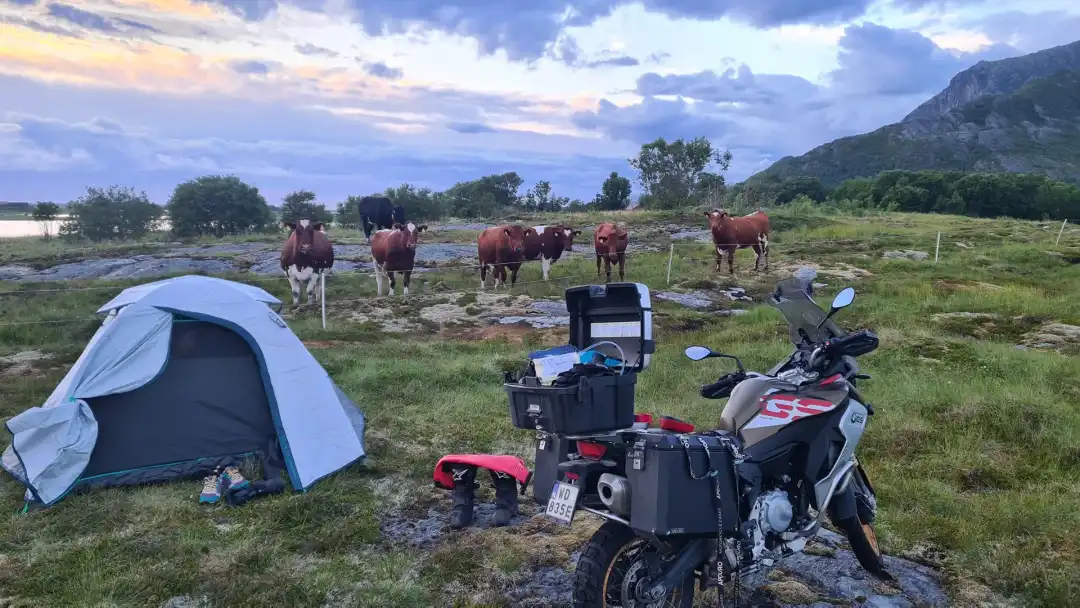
<box><xmin>598</xmin><ymin>473</ymin><xmax>632</xmax><ymax>516</ymax></box>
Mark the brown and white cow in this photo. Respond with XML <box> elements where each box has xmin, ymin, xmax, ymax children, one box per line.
<box><xmin>594</xmin><ymin>222</ymin><xmax>628</xmax><ymax>282</ymax></box>
<box><xmin>370</xmin><ymin>222</ymin><xmax>427</xmax><ymax>296</ymax></box>
<box><xmin>523</xmin><ymin>224</ymin><xmax>581</xmax><ymax>281</ymax></box>
<box><xmin>281</xmin><ymin>219</ymin><xmax>334</xmax><ymax>307</ymax></box>
<box><xmin>705</xmin><ymin>208</ymin><xmax>770</xmax><ymax>274</ymax></box>
<box><xmin>477</xmin><ymin>224</ymin><xmax>534</xmax><ymax>290</ymax></box>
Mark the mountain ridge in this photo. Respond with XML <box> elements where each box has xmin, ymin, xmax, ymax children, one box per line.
<box><xmin>758</xmin><ymin>40</ymin><xmax>1080</xmax><ymax>187</ymax></box>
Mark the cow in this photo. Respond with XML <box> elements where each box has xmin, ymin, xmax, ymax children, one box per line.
<box><xmin>358</xmin><ymin>196</ymin><xmax>405</xmax><ymax>241</ymax></box>
<box><xmin>477</xmin><ymin>224</ymin><xmax>534</xmax><ymax>290</ymax></box>
<box><xmin>370</xmin><ymin>222</ymin><xmax>428</xmax><ymax>297</ymax></box>
<box><xmin>280</xmin><ymin>219</ymin><xmax>334</xmax><ymax>308</ymax></box>
<box><xmin>523</xmin><ymin>224</ymin><xmax>582</xmax><ymax>281</ymax></box>
<box><xmin>594</xmin><ymin>222</ymin><xmax>628</xmax><ymax>282</ymax></box>
<box><xmin>705</xmin><ymin>208</ymin><xmax>770</xmax><ymax>274</ymax></box>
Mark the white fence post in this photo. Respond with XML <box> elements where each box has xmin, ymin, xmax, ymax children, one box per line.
<box><xmin>1056</xmin><ymin>219</ymin><xmax>1068</xmax><ymax>246</ymax></box>
<box><xmin>666</xmin><ymin>244</ymin><xmax>674</xmax><ymax>285</ymax></box>
<box><xmin>320</xmin><ymin>272</ymin><xmax>327</xmax><ymax>330</ymax></box>
<box><xmin>934</xmin><ymin>232</ymin><xmax>941</xmax><ymax>264</ymax></box>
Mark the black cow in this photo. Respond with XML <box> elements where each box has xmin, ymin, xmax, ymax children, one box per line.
<box><xmin>358</xmin><ymin>196</ymin><xmax>405</xmax><ymax>240</ymax></box>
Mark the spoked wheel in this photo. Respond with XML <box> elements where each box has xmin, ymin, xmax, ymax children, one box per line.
<box><xmin>573</xmin><ymin>521</ymin><xmax>695</xmax><ymax>608</ymax></box>
<box><xmin>832</xmin><ymin>467</ymin><xmax>891</xmax><ymax>579</ymax></box>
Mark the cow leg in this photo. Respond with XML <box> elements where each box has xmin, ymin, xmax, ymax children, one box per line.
<box><xmin>617</xmin><ymin>253</ymin><xmax>626</xmax><ymax>280</ymax></box>
<box><xmin>541</xmin><ymin>256</ymin><xmax>551</xmax><ymax>281</ymax></box>
<box><xmin>760</xmin><ymin>233</ymin><xmax>770</xmax><ymax>272</ymax></box>
<box><xmin>480</xmin><ymin>264</ymin><xmax>488</xmax><ymax>290</ymax></box>
<box><xmin>494</xmin><ymin>265</ymin><xmax>505</xmax><ymax>290</ymax></box>
<box><xmin>596</xmin><ymin>255</ymin><xmax>602</xmax><ymax>278</ymax></box>
<box><xmin>387</xmin><ymin>271</ymin><xmax>396</xmax><ymax>296</ymax></box>
<box><xmin>604</xmin><ymin>257</ymin><xmax>612</xmax><ymax>283</ymax></box>
<box><xmin>714</xmin><ymin>246</ymin><xmax>724</xmax><ymax>273</ymax></box>
<box><xmin>284</xmin><ymin>268</ymin><xmax>301</xmax><ymax>308</ymax></box>
<box><xmin>403</xmin><ymin>271</ymin><xmax>412</xmax><ymax>296</ymax></box>
<box><xmin>510</xmin><ymin>264</ymin><xmax>520</xmax><ymax>287</ymax></box>
<box><xmin>305</xmin><ymin>271</ymin><xmax>319</xmax><ymax>305</ymax></box>
<box><xmin>374</xmin><ymin>263</ymin><xmax>385</xmax><ymax>297</ymax></box>
<box><xmin>727</xmin><ymin>249</ymin><xmax>736</xmax><ymax>275</ymax></box>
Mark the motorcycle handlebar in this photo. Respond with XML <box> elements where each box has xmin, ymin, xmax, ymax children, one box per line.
<box><xmin>700</xmin><ymin>372</ymin><xmax>745</xmax><ymax>399</ymax></box>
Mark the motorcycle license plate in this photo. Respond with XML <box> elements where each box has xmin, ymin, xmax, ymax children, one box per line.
<box><xmin>545</xmin><ymin>481</ymin><xmax>579</xmax><ymax>525</ymax></box>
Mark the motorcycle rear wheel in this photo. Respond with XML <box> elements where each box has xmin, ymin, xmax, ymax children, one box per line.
<box><xmin>573</xmin><ymin>521</ymin><xmax>695</xmax><ymax>608</ymax></box>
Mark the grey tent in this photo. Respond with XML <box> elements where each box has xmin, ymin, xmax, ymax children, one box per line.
<box><xmin>1</xmin><ymin>275</ymin><xmax>366</xmax><ymax>507</ymax></box>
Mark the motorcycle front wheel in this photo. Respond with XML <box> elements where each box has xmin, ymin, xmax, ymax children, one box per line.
<box><xmin>573</xmin><ymin>521</ymin><xmax>695</xmax><ymax>608</ymax></box>
<box><xmin>832</xmin><ymin>467</ymin><xmax>890</xmax><ymax>579</ymax></box>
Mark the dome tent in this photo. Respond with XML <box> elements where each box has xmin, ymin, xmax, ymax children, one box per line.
<box><xmin>1</xmin><ymin>275</ymin><xmax>366</xmax><ymax>507</ymax></box>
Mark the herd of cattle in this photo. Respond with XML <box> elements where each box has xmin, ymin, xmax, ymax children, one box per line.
<box><xmin>279</xmin><ymin>198</ymin><xmax>771</xmax><ymax>305</ymax></box>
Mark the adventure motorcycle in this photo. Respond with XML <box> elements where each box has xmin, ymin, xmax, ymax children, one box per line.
<box><xmin>546</xmin><ymin>278</ymin><xmax>888</xmax><ymax>607</ymax></box>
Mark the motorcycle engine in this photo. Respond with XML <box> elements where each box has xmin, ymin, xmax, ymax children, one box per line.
<box><xmin>748</xmin><ymin>489</ymin><xmax>795</xmax><ymax>562</ymax></box>
<box><xmin>757</xmin><ymin>489</ymin><xmax>794</xmax><ymax>534</ymax></box>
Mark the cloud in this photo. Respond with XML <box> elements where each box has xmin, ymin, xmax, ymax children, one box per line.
<box><xmin>969</xmin><ymin>11</ymin><xmax>1080</xmax><ymax>53</ymax></box>
<box><xmin>44</xmin><ymin>2</ymin><xmax>162</xmax><ymax>35</ymax></box>
<box><xmin>187</xmin><ymin>0</ymin><xmax>895</xmax><ymax>64</ymax></box>
<box><xmin>295</xmin><ymin>43</ymin><xmax>338</xmax><ymax>57</ymax></box>
<box><xmin>547</xmin><ymin>35</ymin><xmax>642</xmax><ymax>69</ymax></box>
<box><xmin>447</xmin><ymin>122</ymin><xmax>496</xmax><ymax>134</ymax></box>
<box><xmin>572</xmin><ymin>23</ymin><xmax>1023</xmax><ymax>178</ymax></box>
<box><xmin>230</xmin><ymin>60</ymin><xmax>280</xmax><ymax>75</ymax></box>
<box><xmin>0</xmin><ymin>14</ymin><xmax>80</xmax><ymax>37</ymax></box>
<box><xmin>0</xmin><ymin>74</ymin><xmax>629</xmax><ymax>203</ymax></box>
<box><xmin>2</xmin><ymin>0</ymin><xmax>39</xmax><ymax>6</ymax></box>
<box><xmin>362</xmin><ymin>61</ymin><xmax>403</xmax><ymax>80</ymax></box>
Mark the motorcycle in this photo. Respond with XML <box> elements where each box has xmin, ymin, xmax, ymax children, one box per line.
<box><xmin>550</xmin><ymin>278</ymin><xmax>888</xmax><ymax>607</ymax></box>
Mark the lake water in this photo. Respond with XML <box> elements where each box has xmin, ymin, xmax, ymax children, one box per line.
<box><xmin>0</xmin><ymin>218</ymin><xmax>173</xmax><ymax>239</ymax></box>
<box><xmin>0</xmin><ymin>219</ymin><xmax>63</xmax><ymax>238</ymax></box>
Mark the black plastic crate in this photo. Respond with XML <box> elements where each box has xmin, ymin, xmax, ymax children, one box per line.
<box><xmin>507</xmin><ymin>372</ymin><xmax>636</xmax><ymax>434</ymax></box>
<box><xmin>624</xmin><ymin>432</ymin><xmax>741</xmax><ymax>537</ymax></box>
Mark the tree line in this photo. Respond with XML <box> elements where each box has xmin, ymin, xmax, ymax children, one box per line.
<box><xmin>728</xmin><ymin>170</ymin><xmax>1080</xmax><ymax>221</ymax></box>
<box><xmin>27</xmin><ymin>135</ymin><xmax>1079</xmax><ymax>242</ymax></box>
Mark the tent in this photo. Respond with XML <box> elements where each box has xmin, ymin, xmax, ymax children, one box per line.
<box><xmin>1</xmin><ymin>275</ymin><xmax>366</xmax><ymax>507</ymax></box>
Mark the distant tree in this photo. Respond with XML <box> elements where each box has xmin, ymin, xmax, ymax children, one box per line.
<box><xmin>336</xmin><ymin>195</ymin><xmax>363</xmax><ymax>229</ymax></box>
<box><xmin>31</xmin><ymin>201</ymin><xmax>61</xmax><ymax>239</ymax></box>
<box><xmin>384</xmin><ymin>184</ymin><xmax>447</xmax><ymax>221</ymax></box>
<box><xmin>630</xmin><ymin>137</ymin><xmax>732</xmax><ymax>209</ymax></box>
<box><xmin>60</xmin><ymin>186</ymin><xmax>162</xmax><ymax>241</ymax></box>
<box><xmin>594</xmin><ymin>172</ymin><xmax>632</xmax><ymax>210</ymax></box>
<box><xmin>443</xmin><ymin>172</ymin><xmax>523</xmax><ymax>217</ymax></box>
<box><xmin>774</xmin><ymin>176</ymin><xmax>828</xmax><ymax>205</ymax></box>
<box><xmin>280</xmin><ymin>190</ymin><xmax>332</xmax><ymax>225</ymax></box>
<box><xmin>166</xmin><ymin>175</ymin><xmax>274</xmax><ymax>238</ymax></box>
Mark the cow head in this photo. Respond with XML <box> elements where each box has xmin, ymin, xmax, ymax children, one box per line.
<box><xmin>557</xmin><ymin>225</ymin><xmax>582</xmax><ymax>251</ymax></box>
<box><xmin>594</xmin><ymin>223</ymin><xmax>625</xmax><ymax>255</ymax></box>
<box><xmin>283</xmin><ymin>219</ymin><xmax>325</xmax><ymax>255</ymax></box>
<box><xmin>504</xmin><ymin>225</ymin><xmax>531</xmax><ymax>255</ymax></box>
<box><xmin>394</xmin><ymin>221</ymin><xmax>427</xmax><ymax>250</ymax></box>
<box><xmin>705</xmin><ymin>208</ymin><xmax>730</xmax><ymax>229</ymax></box>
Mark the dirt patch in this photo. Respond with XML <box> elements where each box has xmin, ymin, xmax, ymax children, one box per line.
<box><xmin>302</xmin><ymin>340</ymin><xmax>348</xmax><ymax>350</ymax></box>
<box><xmin>772</xmin><ymin>260</ymin><xmax>873</xmax><ymax>282</ymax></box>
<box><xmin>932</xmin><ymin>280</ymin><xmax>1005</xmax><ymax>294</ymax></box>
<box><xmin>441</xmin><ymin>325</ymin><xmax>543</xmax><ymax>344</ymax></box>
<box><xmin>0</xmin><ymin>350</ymin><xmax>54</xmax><ymax>378</ymax></box>
<box><xmin>932</xmin><ymin>313</ymin><xmax>1045</xmax><ymax>342</ymax></box>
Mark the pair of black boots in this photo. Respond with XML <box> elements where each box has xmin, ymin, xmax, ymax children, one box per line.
<box><xmin>445</xmin><ymin>464</ymin><xmax>519</xmax><ymax>529</ymax></box>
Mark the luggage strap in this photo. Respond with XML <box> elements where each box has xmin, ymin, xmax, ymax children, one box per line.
<box><xmin>679</xmin><ymin>433</ymin><xmax>745</xmax><ymax>607</ymax></box>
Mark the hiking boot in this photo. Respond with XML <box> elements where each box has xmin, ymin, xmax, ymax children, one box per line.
<box><xmin>491</xmin><ymin>470</ymin><xmax>519</xmax><ymax>527</ymax></box>
<box><xmin>447</xmin><ymin>464</ymin><xmax>478</xmax><ymax>530</ymax></box>
<box><xmin>200</xmin><ymin>469</ymin><xmax>223</xmax><ymax>504</ymax></box>
<box><xmin>222</xmin><ymin>466</ymin><xmax>249</xmax><ymax>491</ymax></box>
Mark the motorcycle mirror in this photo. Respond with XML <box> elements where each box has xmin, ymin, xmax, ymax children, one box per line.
<box><xmin>684</xmin><ymin>346</ymin><xmax>712</xmax><ymax>361</ymax></box>
<box><xmin>819</xmin><ymin>287</ymin><xmax>856</xmax><ymax>327</ymax></box>
<box><xmin>831</xmin><ymin>287</ymin><xmax>855</xmax><ymax>310</ymax></box>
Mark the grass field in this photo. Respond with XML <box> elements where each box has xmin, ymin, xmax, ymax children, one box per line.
<box><xmin>1</xmin><ymin>208</ymin><xmax>1079</xmax><ymax>607</ymax></box>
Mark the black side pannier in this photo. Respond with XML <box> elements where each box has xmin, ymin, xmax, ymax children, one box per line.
<box><xmin>505</xmin><ymin>283</ymin><xmax>654</xmax><ymax>435</ymax></box>
<box><xmin>624</xmin><ymin>433</ymin><xmax>741</xmax><ymax>537</ymax></box>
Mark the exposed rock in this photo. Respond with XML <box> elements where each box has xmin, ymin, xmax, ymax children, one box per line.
<box><xmin>656</xmin><ymin>291</ymin><xmax>714</xmax><ymax>309</ymax></box>
<box><xmin>716</xmin><ymin>309</ymin><xmax>749</xmax><ymax>317</ymax></box>
<box><xmin>762</xmin><ymin>580</ymin><xmax>819</xmax><ymax>604</ymax></box>
<box><xmin>528</xmin><ymin>301</ymin><xmax>568</xmax><ymax>316</ymax></box>
<box><xmin>1021</xmin><ymin>323</ymin><xmax>1080</xmax><ymax>351</ymax></box>
<box><xmin>420</xmin><ymin>303</ymin><xmax>471</xmax><ymax>325</ymax></box>
<box><xmin>932</xmin><ymin>312</ymin><xmax>1001</xmax><ymax>321</ymax></box>
<box><xmin>497</xmin><ymin>316</ymin><xmax>570</xmax><ymax>329</ymax></box>
<box><xmin>884</xmin><ymin>250</ymin><xmax>930</xmax><ymax>261</ymax></box>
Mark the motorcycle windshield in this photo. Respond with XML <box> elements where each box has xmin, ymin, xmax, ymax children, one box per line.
<box><xmin>768</xmin><ymin>278</ymin><xmax>847</xmax><ymax>346</ymax></box>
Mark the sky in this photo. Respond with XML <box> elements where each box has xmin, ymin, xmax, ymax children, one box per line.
<box><xmin>1</xmin><ymin>0</ymin><xmax>1078</xmax><ymax>206</ymax></box>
